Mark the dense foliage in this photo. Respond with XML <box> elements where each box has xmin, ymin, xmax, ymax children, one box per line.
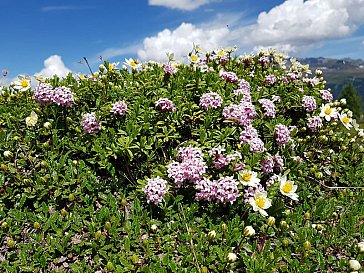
<box><xmin>0</xmin><ymin>48</ymin><xmax>363</xmax><ymax>272</ymax></box>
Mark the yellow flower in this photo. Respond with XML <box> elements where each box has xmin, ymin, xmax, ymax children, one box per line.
<box><xmin>25</xmin><ymin>111</ymin><xmax>38</xmax><ymax>127</ymax></box>
<box><xmin>279</xmin><ymin>175</ymin><xmax>299</xmax><ymax>201</ymax></box>
<box><xmin>249</xmin><ymin>191</ymin><xmax>272</xmax><ymax>217</ymax></box>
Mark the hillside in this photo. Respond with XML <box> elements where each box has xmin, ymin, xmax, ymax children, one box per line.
<box><xmin>299</xmin><ymin>57</ymin><xmax>364</xmax><ymax>99</ymax></box>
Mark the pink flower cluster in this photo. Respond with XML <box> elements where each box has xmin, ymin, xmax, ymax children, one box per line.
<box><xmin>208</xmin><ymin>147</ymin><xmax>241</xmax><ymax>169</ymax></box>
<box><xmin>155</xmin><ymin>98</ymin><xmax>176</xmax><ymax>112</ymax></box>
<box><xmin>199</xmin><ymin>92</ymin><xmax>223</xmax><ymax>109</ymax></box>
<box><xmin>275</xmin><ymin>124</ymin><xmax>291</xmax><ymax>145</ymax></box>
<box><xmin>240</xmin><ymin>125</ymin><xmax>265</xmax><ymax>153</ymax></box>
<box><xmin>223</xmin><ymin>101</ymin><xmax>256</xmax><ymax>126</ymax></box>
<box><xmin>234</xmin><ymin>79</ymin><xmax>251</xmax><ymax>98</ymax></box>
<box><xmin>34</xmin><ymin>83</ymin><xmax>74</xmax><ymax>107</ymax></box>
<box><xmin>286</xmin><ymin>71</ymin><xmax>302</xmax><ymax>81</ymax></box>
<box><xmin>265</xmin><ymin>75</ymin><xmax>276</xmax><ymax>84</ymax></box>
<box><xmin>195</xmin><ymin>176</ymin><xmax>239</xmax><ymax>204</ymax></box>
<box><xmin>164</xmin><ymin>64</ymin><xmax>178</xmax><ymax>75</ymax></box>
<box><xmin>258</xmin><ymin>99</ymin><xmax>276</xmax><ymax>118</ymax></box>
<box><xmin>302</xmin><ymin>96</ymin><xmax>316</xmax><ymax>112</ymax></box>
<box><xmin>243</xmin><ymin>184</ymin><xmax>265</xmax><ymax>203</ymax></box>
<box><xmin>143</xmin><ymin>177</ymin><xmax>168</xmax><ymax>204</ymax></box>
<box><xmin>219</xmin><ymin>70</ymin><xmax>239</xmax><ymax>83</ymax></box>
<box><xmin>260</xmin><ymin>153</ymin><xmax>285</xmax><ymax>176</ymax></box>
<box><xmin>319</xmin><ymin>89</ymin><xmax>333</xmax><ymax>102</ymax></box>
<box><xmin>81</xmin><ymin>113</ymin><xmax>101</xmax><ymax>134</ymax></box>
<box><xmin>167</xmin><ymin>146</ymin><xmax>206</xmax><ymax>187</ymax></box>
<box><xmin>111</xmin><ymin>100</ymin><xmax>127</xmax><ymax>116</ymax></box>
<box><xmin>307</xmin><ymin>116</ymin><xmax>323</xmax><ymax>132</ymax></box>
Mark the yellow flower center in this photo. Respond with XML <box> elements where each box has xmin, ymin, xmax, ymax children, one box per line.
<box><xmin>255</xmin><ymin>196</ymin><xmax>266</xmax><ymax>209</ymax></box>
<box><xmin>21</xmin><ymin>79</ymin><xmax>29</xmax><ymax>88</ymax></box>
<box><xmin>242</xmin><ymin>172</ymin><xmax>252</xmax><ymax>182</ymax></box>
<box><xmin>130</xmin><ymin>60</ymin><xmax>136</xmax><ymax>67</ymax></box>
<box><xmin>325</xmin><ymin>107</ymin><xmax>332</xmax><ymax>115</ymax></box>
<box><xmin>191</xmin><ymin>55</ymin><xmax>198</xmax><ymax>62</ymax></box>
<box><xmin>342</xmin><ymin>115</ymin><xmax>350</xmax><ymax>124</ymax></box>
<box><xmin>282</xmin><ymin>182</ymin><xmax>293</xmax><ymax>193</ymax></box>
<box><xmin>218</xmin><ymin>49</ymin><xmax>224</xmax><ymax>57</ymax></box>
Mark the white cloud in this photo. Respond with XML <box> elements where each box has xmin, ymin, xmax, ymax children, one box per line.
<box><xmin>242</xmin><ymin>0</ymin><xmax>364</xmax><ymax>53</ymax></box>
<box><xmin>35</xmin><ymin>55</ymin><xmax>71</xmax><ymax>79</ymax></box>
<box><xmin>148</xmin><ymin>0</ymin><xmax>210</xmax><ymax>11</ymax></box>
<box><xmin>137</xmin><ymin>22</ymin><xmax>230</xmax><ymax>62</ymax></box>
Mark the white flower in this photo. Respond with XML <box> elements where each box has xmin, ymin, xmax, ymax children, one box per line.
<box><xmin>249</xmin><ymin>191</ymin><xmax>272</xmax><ymax>217</ymax></box>
<box><xmin>3</xmin><ymin>151</ymin><xmax>13</xmax><ymax>158</ymax></box>
<box><xmin>25</xmin><ymin>111</ymin><xmax>38</xmax><ymax>127</ymax></box>
<box><xmin>319</xmin><ymin>103</ymin><xmax>338</xmax><ymax>121</ymax></box>
<box><xmin>279</xmin><ymin>175</ymin><xmax>299</xmax><ymax>201</ymax></box>
<box><xmin>208</xmin><ymin>230</ymin><xmax>216</xmax><ymax>239</ymax></box>
<box><xmin>357</xmin><ymin>241</ymin><xmax>364</xmax><ymax>252</ymax></box>
<box><xmin>238</xmin><ymin>169</ymin><xmax>260</xmax><ymax>187</ymax></box>
<box><xmin>12</xmin><ymin>75</ymin><xmax>31</xmax><ymax>92</ymax></box>
<box><xmin>349</xmin><ymin>259</ymin><xmax>361</xmax><ymax>271</ymax></box>
<box><xmin>339</xmin><ymin>112</ymin><xmax>352</xmax><ymax>130</ymax></box>
<box><xmin>243</xmin><ymin>226</ymin><xmax>255</xmax><ymax>237</ymax></box>
<box><xmin>108</xmin><ymin>62</ymin><xmax>119</xmax><ymax>71</ymax></box>
<box><xmin>340</xmin><ymin>98</ymin><xmax>347</xmax><ymax>105</ymax></box>
<box><xmin>124</xmin><ymin>58</ymin><xmax>140</xmax><ymax>70</ymax></box>
<box><xmin>227</xmin><ymin>252</ymin><xmax>237</xmax><ymax>263</ymax></box>
<box><xmin>151</xmin><ymin>224</ymin><xmax>158</xmax><ymax>232</ymax></box>
<box><xmin>189</xmin><ymin>54</ymin><xmax>199</xmax><ymax>64</ymax></box>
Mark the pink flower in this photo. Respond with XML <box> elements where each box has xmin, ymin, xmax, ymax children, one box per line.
<box><xmin>52</xmin><ymin>86</ymin><xmax>74</xmax><ymax>107</ymax></box>
<box><xmin>258</xmin><ymin>99</ymin><xmax>276</xmax><ymax>118</ymax></box>
<box><xmin>240</xmin><ymin>126</ymin><xmax>265</xmax><ymax>153</ymax></box>
<box><xmin>223</xmin><ymin>102</ymin><xmax>256</xmax><ymax>126</ymax></box>
<box><xmin>34</xmin><ymin>83</ymin><xmax>53</xmax><ymax>106</ymax></box>
<box><xmin>111</xmin><ymin>101</ymin><xmax>127</xmax><ymax>116</ymax></box>
<box><xmin>143</xmin><ymin>177</ymin><xmax>168</xmax><ymax>205</ymax></box>
<box><xmin>195</xmin><ymin>178</ymin><xmax>217</xmax><ymax>202</ymax></box>
<box><xmin>164</xmin><ymin>64</ymin><xmax>177</xmax><ymax>75</ymax></box>
<box><xmin>265</xmin><ymin>75</ymin><xmax>276</xmax><ymax>84</ymax></box>
<box><xmin>302</xmin><ymin>96</ymin><xmax>316</xmax><ymax>112</ymax></box>
<box><xmin>319</xmin><ymin>90</ymin><xmax>333</xmax><ymax>102</ymax></box>
<box><xmin>199</xmin><ymin>92</ymin><xmax>223</xmax><ymax>109</ymax></box>
<box><xmin>307</xmin><ymin>116</ymin><xmax>323</xmax><ymax>132</ymax></box>
<box><xmin>81</xmin><ymin>113</ymin><xmax>101</xmax><ymax>134</ymax></box>
<box><xmin>219</xmin><ymin>70</ymin><xmax>238</xmax><ymax>83</ymax></box>
<box><xmin>2</xmin><ymin>69</ymin><xmax>7</xmax><ymax>77</ymax></box>
<box><xmin>260</xmin><ymin>157</ymin><xmax>274</xmax><ymax>174</ymax></box>
<box><xmin>215</xmin><ymin>176</ymin><xmax>240</xmax><ymax>204</ymax></box>
<box><xmin>156</xmin><ymin>98</ymin><xmax>176</xmax><ymax>112</ymax></box>
<box><xmin>275</xmin><ymin>124</ymin><xmax>291</xmax><ymax>145</ymax></box>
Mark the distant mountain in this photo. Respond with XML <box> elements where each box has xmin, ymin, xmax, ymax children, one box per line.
<box><xmin>298</xmin><ymin>57</ymin><xmax>364</xmax><ymax>99</ymax></box>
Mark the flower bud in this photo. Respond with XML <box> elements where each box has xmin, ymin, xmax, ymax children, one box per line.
<box><xmin>349</xmin><ymin>259</ymin><xmax>361</xmax><ymax>271</ymax></box>
<box><xmin>61</xmin><ymin>208</ymin><xmax>67</xmax><ymax>217</ymax></box>
<box><xmin>131</xmin><ymin>254</ymin><xmax>139</xmax><ymax>264</ymax></box>
<box><xmin>357</xmin><ymin>241</ymin><xmax>364</xmax><ymax>252</ymax></box>
<box><xmin>1</xmin><ymin>222</ymin><xmax>8</xmax><ymax>229</ymax></box>
<box><xmin>104</xmin><ymin>221</ymin><xmax>111</xmax><ymax>231</ymax></box>
<box><xmin>282</xmin><ymin>238</ymin><xmax>290</xmax><ymax>247</ymax></box>
<box><xmin>316</xmin><ymin>224</ymin><xmax>324</xmax><ymax>231</ymax></box>
<box><xmin>95</xmin><ymin>230</ymin><xmax>102</xmax><ymax>240</ymax></box>
<box><xmin>221</xmin><ymin>223</ymin><xmax>228</xmax><ymax>233</ymax></box>
<box><xmin>304</xmin><ymin>212</ymin><xmax>311</xmax><ymax>220</ymax></box>
<box><xmin>303</xmin><ymin>240</ymin><xmax>311</xmax><ymax>251</ymax></box>
<box><xmin>68</xmin><ymin>193</ymin><xmax>75</xmax><ymax>201</ymax></box>
<box><xmin>332</xmin><ymin>212</ymin><xmax>338</xmax><ymax>219</ymax></box>
<box><xmin>43</xmin><ymin>122</ymin><xmax>52</xmax><ymax>129</ymax></box>
<box><xmin>208</xmin><ymin>230</ymin><xmax>216</xmax><ymax>239</ymax></box>
<box><xmin>34</xmin><ymin>222</ymin><xmax>41</xmax><ymax>230</ymax></box>
<box><xmin>121</xmin><ymin>198</ymin><xmax>127</xmax><ymax>207</ymax></box>
<box><xmin>3</xmin><ymin>150</ymin><xmax>13</xmax><ymax>158</ymax></box>
<box><xmin>267</xmin><ymin>216</ymin><xmax>276</xmax><ymax>227</ymax></box>
<box><xmin>227</xmin><ymin>253</ymin><xmax>237</xmax><ymax>263</ymax></box>
<box><xmin>151</xmin><ymin>224</ymin><xmax>158</xmax><ymax>232</ymax></box>
<box><xmin>243</xmin><ymin>226</ymin><xmax>255</xmax><ymax>237</ymax></box>
<box><xmin>7</xmin><ymin>238</ymin><xmax>15</xmax><ymax>248</ymax></box>
<box><xmin>106</xmin><ymin>261</ymin><xmax>114</xmax><ymax>271</ymax></box>
<box><xmin>280</xmin><ymin>220</ymin><xmax>288</xmax><ymax>229</ymax></box>
<box><xmin>201</xmin><ymin>266</ymin><xmax>208</xmax><ymax>273</ymax></box>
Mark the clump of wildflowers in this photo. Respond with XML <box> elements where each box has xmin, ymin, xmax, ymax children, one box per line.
<box><xmin>223</xmin><ymin>102</ymin><xmax>256</xmax><ymax>126</ymax></box>
<box><xmin>240</xmin><ymin>125</ymin><xmax>265</xmax><ymax>153</ymax></box>
<box><xmin>258</xmin><ymin>99</ymin><xmax>276</xmax><ymax>118</ymax></box>
<box><xmin>111</xmin><ymin>100</ymin><xmax>127</xmax><ymax>116</ymax></box>
<box><xmin>81</xmin><ymin>113</ymin><xmax>101</xmax><ymax>134</ymax></box>
<box><xmin>164</xmin><ymin>64</ymin><xmax>178</xmax><ymax>75</ymax></box>
<box><xmin>34</xmin><ymin>83</ymin><xmax>74</xmax><ymax>107</ymax></box>
<box><xmin>199</xmin><ymin>92</ymin><xmax>223</xmax><ymax>109</ymax></box>
<box><xmin>219</xmin><ymin>70</ymin><xmax>238</xmax><ymax>83</ymax></box>
<box><xmin>275</xmin><ymin>124</ymin><xmax>291</xmax><ymax>145</ymax></box>
<box><xmin>156</xmin><ymin>98</ymin><xmax>176</xmax><ymax>112</ymax></box>
<box><xmin>34</xmin><ymin>83</ymin><xmax>53</xmax><ymax>105</ymax></box>
<box><xmin>307</xmin><ymin>116</ymin><xmax>323</xmax><ymax>132</ymax></box>
<box><xmin>215</xmin><ymin>176</ymin><xmax>239</xmax><ymax>204</ymax></box>
<box><xmin>319</xmin><ymin>89</ymin><xmax>333</xmax><ymax>102</ymax></box>
<box><xmin>143</xmin><ymin>177</ymin><xmax>168</xmax><ymax>205</ymax></box>
<box><xmin>302</xmin><ymin>95</ymin><xmax>317</xmax><ymax>112</ymax></box>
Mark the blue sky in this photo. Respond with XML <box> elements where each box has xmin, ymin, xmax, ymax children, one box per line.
<box><xmin>1</xmin><ymin>0</ymin><xmax>364</xmax><ymax>81</ymax></box>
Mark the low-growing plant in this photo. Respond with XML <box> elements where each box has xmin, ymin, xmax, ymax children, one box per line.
<box><xmin>0</xmin><ymin>47</ymin><xmax>363</xmax><ymax>272</ymax></box>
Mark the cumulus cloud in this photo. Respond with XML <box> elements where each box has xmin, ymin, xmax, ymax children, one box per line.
<box><xmin>243</xmin><ymin>0</ymin><xmax>364</xmax><ymax>53</ymax></box>
<box><xmin>137</xmin><ymin>22</ymin><xmax>230</xmax><ymax>62</ymax></box>
<box><xmin>35</xmin><ymin>55</ymin><xmax>71</xmax><ymax>79</ymax></box>
<box><xmin>148</xmin><ymin>0</ymin><xmax>210</xmax><ymax>11</ymax></box>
